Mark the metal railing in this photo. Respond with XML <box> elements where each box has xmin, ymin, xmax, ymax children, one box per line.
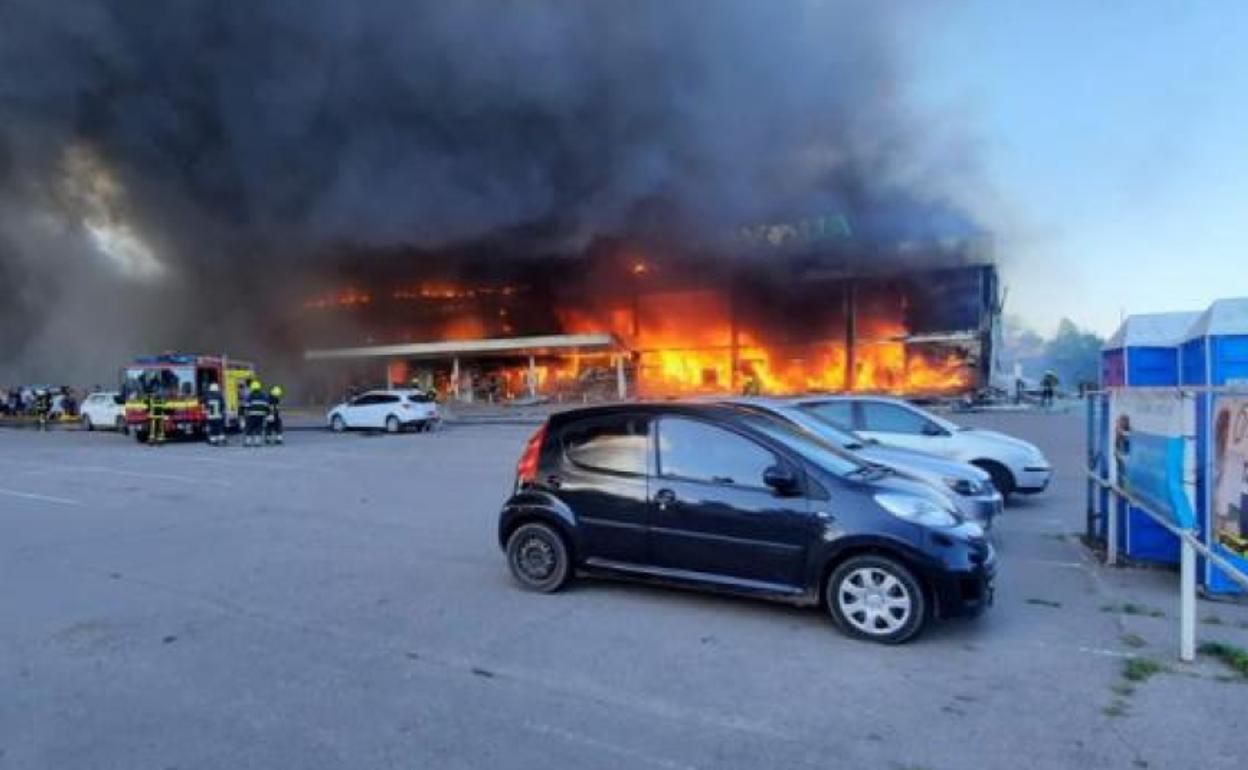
<box><xmin>1086</xmin><ymin>468</ymin><xmax>1248</xmax><ymax>661</ymax></box>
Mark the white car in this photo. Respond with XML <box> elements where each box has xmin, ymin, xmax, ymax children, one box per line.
<box><xmin>79</xmin><ymin>391</ymin><xmax>126</xmax><ymax>431</ymax></box>
<box><xmin>793</xmin><ymin>396</ymin><xmax>1052</xmax><ymax>500</ymax></box>
<box><xmin>327</xmin><ymin>389</ymin><xmax>439</xmax><ymax>433</ymax></box>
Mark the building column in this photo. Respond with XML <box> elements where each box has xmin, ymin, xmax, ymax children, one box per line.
<box><xmin>844</xmin><ymin>282</ymin><xmax>857</xmax><ymax>392</ymax></box>
<box><xmin>616</xmin><ymin>353</ymin><xmax>627</xmax><ymax>400</ymax></box>
<box><xmin>451</xmin><ymin>357</ymin><xmax>460</xmax><ymax>401</ymax></box>
<box><xmin>527</xmin><ymin>355</ymin><xmax>537</xmax><ymax>398</ymax></box>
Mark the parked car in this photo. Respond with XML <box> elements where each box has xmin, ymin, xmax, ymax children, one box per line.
<box><xmin>497</xmin><ymin>403</ymin><xmax>995</xmax><ymax>644</ymax></box>
<box><xmin>791</xmin><ymin>396</ymin><xmax>1052</xmax><ymax>500</ymax></box>
<box><xmin>721</xmin><ymin>398</ymin><xmax>1002</xmax><ymax>529</ymax></box>
<box><xmin>79</xmin><ymin>391</ymin><xmax>126</xmax><ymax>432</ymax></box>
<box><xmin>327</xmin><ymin>390</ymin><xmax>439</xmax><ymax>433</ymax></box>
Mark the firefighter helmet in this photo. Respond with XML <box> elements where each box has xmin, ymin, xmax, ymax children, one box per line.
<box><xmin>249</xmin><ymin>380</ymin><xmax>263</xmax><ymax>392</ymax></box>
<box><xmin>270</xmin><ymin>385</ymin><xmax>283</xmax><ymax>398</ymax></box>
<box><xmin>208</xmin><ymin>382</ymin><xmax>220</xmax><ymax>393</ymax></box>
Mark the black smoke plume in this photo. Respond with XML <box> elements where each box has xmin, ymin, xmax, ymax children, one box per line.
<box><xmin>0</xmin><ymin>0</ymin><xmax>977</xmax><ymax>384</ymax></box>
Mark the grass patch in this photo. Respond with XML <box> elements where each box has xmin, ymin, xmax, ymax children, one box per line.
<box><xmin>1103</xmin><ymin>700</ymin><xmax>1129</xmax><ymax>718</ymax></box>
<box><xmin>1116</xmin><ymin>602</ymin><xmax>1165</xmax><ymax>618</ymax></box>
<box><xmin>1026</xmin><ymin>598</ymin><xmax>1062</xmax><ymax>609</ymax></box>
<box><xmin>1123</xmin><ymin>657</ymin><xmax>1168</xmax><ymax>682</ymax></box>
<box><xmin>1198</xmin><ymin>641</ymin><xmax>1248</xmax><ymax>678</ymax></box>
<box><xmin>1110</xmin><ymin>681</ymin><xmax>1136</xmax><ymax>697</ymax></box>
<box><xmin>1121</xmin><ymin>633</ymin><xmax>1146</xmax><ymax>649</ymax></box>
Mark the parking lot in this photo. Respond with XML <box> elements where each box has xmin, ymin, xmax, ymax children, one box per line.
<box><xmin>2</xmin><ymin>409</ymin><xmax>1246</xmax><ymax>770</ymax></box>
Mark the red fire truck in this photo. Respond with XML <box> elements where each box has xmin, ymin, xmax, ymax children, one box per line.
<box><xmin>122</xmin><ymin>354</ymin><xmax>257</xmax><ymax>442</ymax></box>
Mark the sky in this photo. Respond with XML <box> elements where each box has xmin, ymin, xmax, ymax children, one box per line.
<box><xmin>911</xmin><ymin>0</ymin><xmax>1248</xmax><ymax>337</ymax></box>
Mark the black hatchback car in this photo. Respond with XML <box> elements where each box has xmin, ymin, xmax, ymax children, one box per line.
<box><xmin>497</xmin><ymin>403</ymin><xmax>995</xmax><ymax>643</ymax></box>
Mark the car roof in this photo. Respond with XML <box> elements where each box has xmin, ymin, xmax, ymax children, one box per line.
<box><xmin>547</xmin><ymin>401</ymin><xmax>758</xmax><ymax>427</ymax></box>
<box><xmin>791</xmin><ymin>394</ymin><xmax>905</xmax><ymax>404</ymax></box>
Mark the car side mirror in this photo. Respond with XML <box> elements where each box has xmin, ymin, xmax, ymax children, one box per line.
<box><xmin>763</xmin><ymin>465</ymin><xmax>799</xmax><ymax>495</ymax></box>
<box><xmin>113</xmin><ymin>395</ymin><xmax>125</xmax><ymax>405</ymax></box>
<box><xmin>922</xmin><ymin>422</ymin><xmax>948</xmax><ymax>437</ymax></box>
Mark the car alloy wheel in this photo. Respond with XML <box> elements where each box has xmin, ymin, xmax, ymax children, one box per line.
<box><xmin>331</xmin><ymin>415</ymin><xmax>346</xmax><ymax>432</ymax></box>
<box><xmin>827</xmin><ymin>555</ymin><xmax>926</xmax><ymax>644</ymax></box>
<box><xmin>82</xmin><ymin>415</ymin><xmax>94</xmax><ymax>431</ymax></box>
<box><xmin>385</xmin><ymin>415</ymin><xmax>400</xmax><ymax>433</ymax></box>
<box><xmin>115</xmin><ymin>416</ymin><xmax>126</xmax><ymax>432</ymax></box>
<box><xmin>506</xmin><ymin>523</ymin><xmax>570</xmax><ymax>593</ymax></box>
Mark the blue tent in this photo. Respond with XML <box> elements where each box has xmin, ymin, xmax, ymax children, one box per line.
<box><xmin>1181</xmin><ymin>298</ymin><xmax>1248</xmax><ymax>594</ymax></box>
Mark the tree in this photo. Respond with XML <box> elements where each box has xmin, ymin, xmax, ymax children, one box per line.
<box><xmin>1044</xmin><ymin>318</ymin><xmax>1103</xmax><ymax>387</ymax></box>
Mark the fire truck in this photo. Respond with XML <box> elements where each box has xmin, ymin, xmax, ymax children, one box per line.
<box><xmin>122</xmin><ymin>354</ymin><xmax>257</xmax><ymax>442</ymax></box>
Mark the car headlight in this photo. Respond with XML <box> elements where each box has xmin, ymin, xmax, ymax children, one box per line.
<box><xmin>944</xmin><ymin>476</ymin><xmax>986</xmax><ymax>496</ymax></box>
<box><xmin>874</xmin><ymin>492</ymin><xmax>959</xmax><ymax>528</ymax></box>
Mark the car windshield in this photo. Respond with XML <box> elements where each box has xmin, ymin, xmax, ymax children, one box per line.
<box><xmin>123</xmin><ymin>366</ymin><xmax>195</xmax><ymax>399</ymax></box>
<box><xmin>735</xmin><ymin>413</ymin><xmax>865</xmax><ymax>476</ymax></box>
<box><xmin>922</xmin><ymin>408</ymin><xmax>962</xmax><ymax>433</ymax></box>
<box><xmin>777</xmin><ymin>405</ymin><xmax>869</xmax><ymax>448</ymax></box>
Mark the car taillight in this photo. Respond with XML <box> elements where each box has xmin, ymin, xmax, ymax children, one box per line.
<box><xmin>515</xmin><ymin>422</ymin><xmax>548</xmax><ymax>487</ymax></box>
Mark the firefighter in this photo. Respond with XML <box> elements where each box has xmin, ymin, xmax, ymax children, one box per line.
<box><xmin>1041</xmin><ymin>370</ymin><xmax>1059</xmax><ymax>408</ymax></box>
<box><xmin>265</xmin><ymin>385</ymin><xmax>284</xmax><ymax>445</ymax></box>
<box><xmin>243</xmin><ymin>380</ymin><xmax>270</xmax><ymax>447</ymax></box>
<box><xmin>203</xmin><ymin>382</ymin><xmax>227</xmax><ymax>446</ymax></box>
<box><xmin>143</xmin><ymin>382</ymin><xmax>166</xmax><ymax>445</ymax></box>
<box><xmin>34</xmin><ymin>388</ymin><xmax>51</xmax><ymax>431</ymax></box>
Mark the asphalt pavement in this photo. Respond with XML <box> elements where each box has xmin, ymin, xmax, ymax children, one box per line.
<box><xmin>1</xmin><ymin>408</ymin><xmax>1246</xmax><ymax>770</ymax></box>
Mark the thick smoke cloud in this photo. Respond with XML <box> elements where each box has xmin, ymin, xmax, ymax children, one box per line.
<box><xmin>0</xmin><ymin>0</ymin><xmax>974</xmax><ymax>383</ymax></box>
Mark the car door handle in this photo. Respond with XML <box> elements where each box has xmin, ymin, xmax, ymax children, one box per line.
<box><xmin>546</xmin><ymin>474</ymin><xmax>562</xmax><ymax>489</ymax></box>
<box><xmin>654</xmin><ymin>488</ymin><xmax>677</xmax><ymax>511</ymax></box>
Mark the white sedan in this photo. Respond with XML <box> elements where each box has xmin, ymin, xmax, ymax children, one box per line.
<box><xmin>79</xmin><ymin>391</ymin><xmax>126</xmax><ymax>432</ymax></box>
<box><xmin>792</xmin><ymin>395</ymin><xmax>1052</xmax><ymax>500</ymax></box>
<box><xmin>327</xmin><ymin>390</ymin><xmax>439</xmax><ymax>433</ymax></box>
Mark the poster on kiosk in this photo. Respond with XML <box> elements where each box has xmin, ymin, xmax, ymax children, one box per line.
<box><xmin>1108</xmin><ymin>390</ymin><xmax>1195</xmax><ymax>562</ymax></box>
<box><xmin>1209</xmin><ymin>396</ymin><xmax>1248</xmax><ymax>590</ymax></box>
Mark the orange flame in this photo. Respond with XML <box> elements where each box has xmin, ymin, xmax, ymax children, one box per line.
<box><xmin>304</xmin><ymin>280</ymin><xmax>974</xmax><ymax>398</ymax></box>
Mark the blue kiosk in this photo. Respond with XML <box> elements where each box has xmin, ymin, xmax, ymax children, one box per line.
<box><xmin>1102</xmin><ymin>311</ymin><xmax>1199</xmax><ymax>388</ymax></box>
<box><xmin>1180</xmin><ymin>298</ymin><xmax>1248</xmax><ymax>594</ymax></box>
<box><xmin>1101</xmin><ymin>312</ymin><xmax>1199</xmax><ymax>564</ymax></box>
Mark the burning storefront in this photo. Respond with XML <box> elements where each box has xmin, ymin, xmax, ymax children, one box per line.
<box><xmin>299</xmin><ymin>239</ymin><xmax>1001</xmax><ymax>403</ymax></box>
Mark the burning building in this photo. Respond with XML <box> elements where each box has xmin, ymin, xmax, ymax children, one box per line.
<box><xmin>300</xmin><ymin>237</ymin><xmax>1000</xmax><ymax>402</ymax></box>
<box><xmin>0</xmin><ymin>4</ymin><xmax>1002</xmax><ymax>392</ymax></box>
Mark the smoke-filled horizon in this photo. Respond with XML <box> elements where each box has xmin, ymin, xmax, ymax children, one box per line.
<box><xmin>0</xmin><ymin>1</ymin><xmax>981</xmax><ymax>384</ymax></box>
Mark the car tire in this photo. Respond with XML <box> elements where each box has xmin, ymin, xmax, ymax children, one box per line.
<box><xmin>385</xmin><ymin>415</ymin><xmax>400</xmax><ymax>434</ymax></box>
<box><xmin>115</xmin><ymin>416</ymin><xmax>127</xmax><ymax>433</ymax></box>
<box><xmin>506</xmin><ymin>522</ymin><xmax>571</xmax><ymax>593</ymax></box>
<box><xmin>82</xmin><ymin>415</ymin><xmax>94</xmax><ymax>431</ymax></box>
<box><xmin>134</xmin><ymin>428</ymin><xmax>149</xmax><ymax>444</ymax></box>
<box><xmin>826</xmin><ymin>555</ymin><xmax>927</xmax><ymax>644</ymax></box>
<box><xmin>973</xmin><ymin>460</ymin><xmax>1015</xmax><ymax>502</ymax></box>
<box><xmin>331</xmin><ymin>415</ymin><xmax>346</xmax><ymax>433</ymax></box>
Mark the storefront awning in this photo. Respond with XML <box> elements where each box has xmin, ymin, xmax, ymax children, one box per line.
<box><xmin>304</xmin><ymin>333</ymin><xmax>625</xmax><ymax>361</ymax></box>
